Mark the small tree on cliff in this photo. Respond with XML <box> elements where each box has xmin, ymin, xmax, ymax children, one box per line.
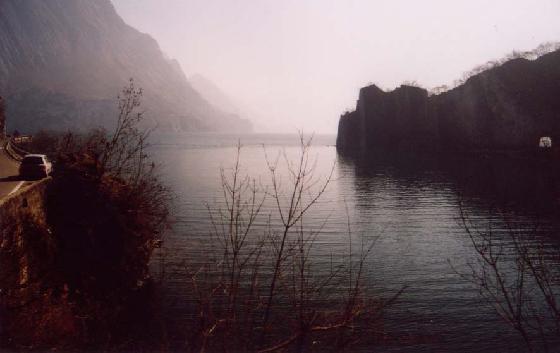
<box><xmin>48</xmin><ymin>79</ymin><xmax>168</xmax><ymax>293</ymax></box>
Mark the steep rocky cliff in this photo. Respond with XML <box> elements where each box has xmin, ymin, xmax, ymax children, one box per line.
<box><xmin>0</xmin><ymin>0</ymin><xmax>252</xmax><ymax>133</ymax></box>
<box><xmin>337</xmin><ymin>49</ymin><xmax>560</xmax><ymax>154</ymax></box>
<box><xmin>189</xmin><ymin>74</ymin><xmax>242</xmax><ymax>117</ymax></box>
<box><xmin>0</xmin><ymin>96</ymin><xmax>5</xmax><ymax>136</ymax></box>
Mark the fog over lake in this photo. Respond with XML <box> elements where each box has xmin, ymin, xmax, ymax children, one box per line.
<box><xmin>2</xmin><ymin>1</ymin><xmax>560</xmax><ymax>351</ymax></box>
<box><xmin>113</xmin><ymin>0</ymin><xmax>560</xmax><ymax>133</ymax></box>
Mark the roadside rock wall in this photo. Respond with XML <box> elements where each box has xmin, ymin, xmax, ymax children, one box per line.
<box><xmin>0</xmin><ymin>96</ymin><xmax>5</xmax><ymax>138</ymax></box>
<box><xmin>0</xmin><ymin>179</ymin><xmax>52</xmax><ymax>288</ymax></box>
<box><xmin>0</xmin><ymin>179</ymin><xmax>65</xmax><ymax>346</ymax></box>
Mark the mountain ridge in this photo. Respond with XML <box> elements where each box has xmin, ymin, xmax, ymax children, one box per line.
<box><xmin>189</xmin><ymin>74</ymin><xmax>242</xmax><ymax>117</ymax></box>
<box><xmin>0</xmin><ymin>0</ymin><xmax>252</xmax><ymax>133</ymax></box>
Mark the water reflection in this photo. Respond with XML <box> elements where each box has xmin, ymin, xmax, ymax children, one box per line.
<box><xmin>337</xmin><ymin>151</ymin><xmax>560</xmax><ymax>352</ymax></box>
<box><xmin>153</xmin><ymin>135</ymin><xmax>560</xmax><ymax>352</ymax></box>
<box><xmin>339</xmin><ymin>152</ymin><xmax>560</xmax><ymax>221</ymax></box>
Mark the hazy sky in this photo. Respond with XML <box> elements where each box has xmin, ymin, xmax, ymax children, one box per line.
<box><xmin>112</xmin><ymin>0</ymin><xmax>560</xmax><ymax>133</ymax></box>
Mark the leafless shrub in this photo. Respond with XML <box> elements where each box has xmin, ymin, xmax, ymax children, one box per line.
<box><xmin>401</xmin><ymin>80</ymin><xmax>423</xmax><ymax>88</ymax></box>
<box><xmin>184</xmin><ymin>135</ymin><xmax>402</xmax><ymax>352</ymax></box>
<box><xmin>429</xmin><ymin>41</ymin><xmax>560</xmax><ymax>94</ymax></box>
<box><xmin>428</xmin><ymin>85</ymin><xmax>449</xmax><ymax>96</ymax></box>
<box><xmin>1</xmin><ymin>79</ymin><xmax>168</xmax><ymax>351</ymax></box>
<box><xmin>34</xmin><ymin>79</ymin><xmax>169</xmax><ymax>349</ymax></box>
<box><xmin>458</xmin><ymin>204</ymin><xmax>560</xmax><ymax>352</ymax></box>
<box><xmin>51</xmin><ymin>79</ymin><xmax>167</xmax><ymax>286</ymax></box>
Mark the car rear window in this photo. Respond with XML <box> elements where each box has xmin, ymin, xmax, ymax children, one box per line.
<box><xmin>22</xmin><ymin>156</ymin><xmax>44</xmax><ymax>165</ymax></box>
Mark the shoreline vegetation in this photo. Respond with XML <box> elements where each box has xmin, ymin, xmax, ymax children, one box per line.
<box><xmin>2</xmin><ymin>75</ymin><xmax>559</xmax><ymax>352</ymax></box>
<box><xmin>0</xmin><ymin>0</ymin><xmax>559</xmax><ymax>349</ymax></box>
<box><xmin>178</xmin><ymin>137</ymin><xmax>404</xmax><ymax>352</ymax></box>
<box><xmin>2</xmin><ymin>81</ymin><xmax>406</xmax><ymax>352</ymax></box>
<box><xmin>1</xmin><ymin>80</ymin><xmax>170</xmax><ymax>350</ymax></box>
<box><xmin>458</xmin><ymin>204</ymin><xmax>560</xmax><ymax>353</ymax></box>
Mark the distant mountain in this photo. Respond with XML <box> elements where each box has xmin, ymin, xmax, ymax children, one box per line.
<box><xmin>0</xmin><ymin>0</ymin><xmax>252</xmax><ymax>133</ymax></box>
<box><xmin>189</xmin><ymin>74</ymin><xmax>242</xmax><ymax>116</ymax></box>
<box><xmin>337</xmin><ymin>47</ymin><xmax>560</xmax><ymax>153</ymax></box>
<box><xmin>189</xmin><ymin>74</ymin><xmax>276</xmax><ymax>132</ymax></box>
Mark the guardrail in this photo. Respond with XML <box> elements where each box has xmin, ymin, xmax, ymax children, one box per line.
<box><xmin>4</xmin><ymin>138</ymin><xmax>29</xmax><ymax>162</ymax></box>
<box><xmin>0</xmin><ymin>176</ymin><xmax>51</xmax><ymax>208</ymax></box>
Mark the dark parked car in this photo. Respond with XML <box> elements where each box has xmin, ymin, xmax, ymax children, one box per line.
<box><xmin>19</xmin><ymin>154</ymin><xmax>52</xmax><ymax>179</ymax></box>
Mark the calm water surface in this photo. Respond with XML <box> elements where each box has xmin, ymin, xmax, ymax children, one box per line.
<box><xmin>150</xmin><ymin>133</ymin><xmax>560</xmax><ymax>352</ymax></box>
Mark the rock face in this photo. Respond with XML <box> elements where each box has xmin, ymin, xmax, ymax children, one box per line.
<box><xmin>0</xmin><ymin>0</ymin><xmax>252</xmax><ymax>133</ymax></box>
<box><xmin>189</xmin><ymin>74</ymin><xmax>252</xmax><ymax>132</ymax></box>
<box><xmin>189</xmin><ymin>74</ymin><xmax>242</xmax><ymax>117</ymax></box>
<box><xmin>337</xmin><ymin>49</ymin><xmax>560</xmax><ymax>154</ymax></box>
<box><xmin>0</xmin><ymin>96</ymin><xmax>5</xmax><ymax>137</ymax></box>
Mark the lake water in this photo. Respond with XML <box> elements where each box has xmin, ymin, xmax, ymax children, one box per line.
<box><xmin>150</xmin><ymin>133</ymin><xmax>560</xmax><ymax>352</ymax></box>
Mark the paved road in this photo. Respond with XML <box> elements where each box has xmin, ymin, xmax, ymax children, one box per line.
<box><xmin>0</xmin><ymin>145</ymin><xmax>23</xmax><ymax>200</ymax></box>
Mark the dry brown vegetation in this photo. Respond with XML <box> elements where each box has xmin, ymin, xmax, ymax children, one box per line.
<box><xmin>4</xmin><ymin>81</ymin><xmax>404</xmax><ymax>352</ymax></box>
<box><xmin>0</xmin><ymin>80</ymin><xmax>169</xmax><ymax>351</ymax></box>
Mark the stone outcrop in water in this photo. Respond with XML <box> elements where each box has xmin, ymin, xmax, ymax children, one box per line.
<box><xmin>0</xmin><ymin>0</ymin><xmax>252</xmax><ymax>133</ymax></box>
<box><xmin>337</xmin><ymin>49</ymin><xmax>560</xmax><ymax>154</ymax></box>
